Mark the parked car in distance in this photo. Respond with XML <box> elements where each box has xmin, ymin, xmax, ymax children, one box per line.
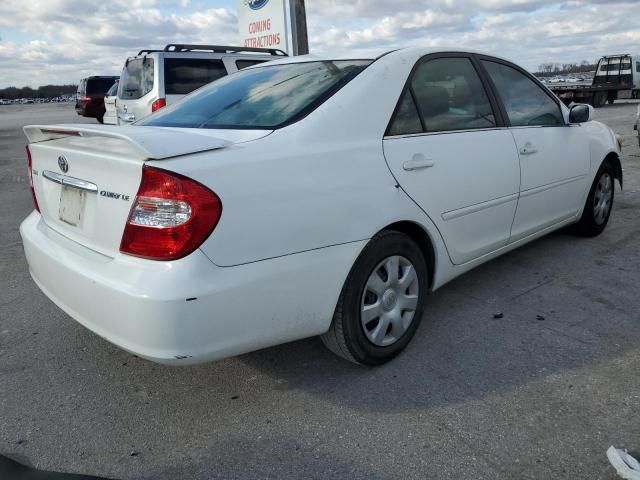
<box><xmin>21</xmin><ymin>48</ymin><xmax>622</xmax><ymax>367</ymax></box>
<box><xmin>116</xmin><ymin>44</ymin><xmax>286</xmax><ymax>124</ymax></box>
<box><xmin>75</xmin><ymin>76</ymin><xmax>118</xmax><ymax>123</ymax></box>
<box><xmin>103</xmin><ymin>80</ymin><xmax>119</xmax><ymax>125</ymax></box>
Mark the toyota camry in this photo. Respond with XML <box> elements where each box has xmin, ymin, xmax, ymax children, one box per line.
<box><xmin>20</xmin><ymin>48</ymin><xmax>622</xmax><ymax>366</ymax></box>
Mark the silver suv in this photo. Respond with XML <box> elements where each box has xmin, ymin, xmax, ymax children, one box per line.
<box><xmin>116</xmin><ymin>44</ymin><xmax>287</xmax><ymax>125</ymax></box>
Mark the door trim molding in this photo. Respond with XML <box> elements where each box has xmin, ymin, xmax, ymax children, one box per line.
<box><xmin>442</xmin><ymin>193</ymin><xmax>518</xmax><ymax>221</ymax></box>
<box><xmin>519</xmin><ymin>174</ymin><xmax>586</xmax><ymax>199</ymax></box>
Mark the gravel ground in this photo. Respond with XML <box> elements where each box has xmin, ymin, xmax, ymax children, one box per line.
<box><xmin>0</xmin><ymin>101</ymin><xmax>639</xmax><ymax>480</ymax></box>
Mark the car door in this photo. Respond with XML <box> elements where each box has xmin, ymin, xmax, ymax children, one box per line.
<box><xmin>383</xmin><ymin>55</ymin><xmax>521</xmax><ymax>265</ymax></box>
<box><xmin>479</xmin><ymin>58</ymin><xmax>591</xmax><ymax>241</ymax></box>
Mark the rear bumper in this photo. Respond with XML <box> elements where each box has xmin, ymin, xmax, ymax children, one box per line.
<box><xmin>20</xmin><ymin>212</ymin><xmax>362</xmax><ymax>365</ymax></box>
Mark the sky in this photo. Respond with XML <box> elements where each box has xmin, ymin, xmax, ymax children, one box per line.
<box><xmin>0</xmin><ymin>0</ymin><xmax>638</xmax><ymax>88</ymax></box>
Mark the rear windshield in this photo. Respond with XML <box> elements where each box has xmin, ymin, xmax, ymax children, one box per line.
<box><xmin>140</xmin><ymin>60</ymin><xmax>372</xmax><ymax>129</ymax></box>
<box><xmin>106</xmin><ymin>82</ymin><xmax>119</xmax><ymax>97</ymax></box>
<box><xmin>119</xmin><ymin>58</ymin><xmax>154</xmax><ymax>100</ymax></box>
<box><xmin>86</xmin><ymin>78</ymin><xmax>117</xmax><ymax>95</ymax></box>
<box><xmin>164</xmin><ymin>58</ymin><xmax>227</xmax><ymax>95</ymax></box>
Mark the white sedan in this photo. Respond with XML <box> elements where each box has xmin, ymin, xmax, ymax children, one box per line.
<box><xmin>21</xmin><ymin>48</ymin><xmax>622</xmax><ymax>366</ymax></box>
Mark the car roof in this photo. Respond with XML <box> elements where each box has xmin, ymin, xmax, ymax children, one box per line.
<box><xmin>247</xmin><ymin>47</ymin><xmax>519</xmax><ymax>67</ymax></box>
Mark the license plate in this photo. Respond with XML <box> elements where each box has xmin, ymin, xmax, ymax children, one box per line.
<box><xmin>59</xmin><ymin>186</ymin><xmax>86</xmax><ymax>227</ymax></box>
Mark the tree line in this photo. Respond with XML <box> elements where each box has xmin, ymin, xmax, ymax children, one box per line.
<box><xmin>0</xmin><ymin>84</ymin><xmax>77</xmax><ymax>99</ymax></box>
<box><xmin>535</xmin><ymin>60</ymin><xmax>598</xmax><ymax>77</ymax></box>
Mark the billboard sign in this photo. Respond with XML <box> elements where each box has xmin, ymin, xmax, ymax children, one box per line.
<box><xmin>238</xmin><ymin>0</ymin><xmax>288</xmax><ymax>53</ymax></box>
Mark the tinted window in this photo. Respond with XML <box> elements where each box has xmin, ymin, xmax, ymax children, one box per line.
<box><xmin>86</xmin><ymin>78</ymin><xmax>116</xmax><ymax>95</ymax></box>
<box><xmin>482</xmin><ymin>61</ymin><xmax>563</xmax><ymax>127</ymax></box>
<box><xmin>164</xmin><ymin>58</ymin><xmax>227</xmax><ymax>95</ymax></box>
<box><xmin>236</xmin><ymin>60</ymin><xmax>267</xmax><ymax>70</ymax></box>
<box><xmin>410</xmin><ymin>57</ymin><xmax>496</xmax><ymax>133</ymax></box>
<box><xmin>636</xmin><ymin>61</ymin><xmax>640</xmax><ymax>73</ymax></box>
<box><xmin>141</xmin><ymin>60</ymin><xmax>371</xmax><ymax>129</ymax></box>
<box><xmin>387</xmin><ymin>90</ymin><xmax>422</xmax><ymax>136</ymax></box>
<box><xmin>119</xmin><ymin>58</ymin><xmax>154</xmax><ymax>100</ymax></box>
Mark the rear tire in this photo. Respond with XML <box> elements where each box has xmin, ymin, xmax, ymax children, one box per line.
<box><xmin>573</xmin><ymin>160</ymin><xmax>615</xmax><ymax>237</ymax></box>
<box><xmin>321</xmin><ymin>231</ymin><xmax>428</xmax><ymax>366</ymax></box>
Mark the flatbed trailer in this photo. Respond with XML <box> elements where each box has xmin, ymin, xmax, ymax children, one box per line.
<box><xmin>549</xmin><ymin>54</ymin><xmax>640</xmax><ymax>107</ymax></box>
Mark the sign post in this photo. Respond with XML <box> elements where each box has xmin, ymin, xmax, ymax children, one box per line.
<box><xmin>237</xmin><ymin>0</ymin><xmax>289</xmax><ymax>54</ymax></box>
<box><xmin>289</xmin><ymin>0</ymin><xmax>308</xmax><ymax>55</ymax></box>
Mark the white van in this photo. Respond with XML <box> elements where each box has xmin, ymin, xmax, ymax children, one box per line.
<box><xmin>116</xmin><ymin>44</ymin><xmax>286</xmax><ymax>124</ymax></box>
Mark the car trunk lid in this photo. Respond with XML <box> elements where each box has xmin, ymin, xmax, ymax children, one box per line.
<box><xmin>24</xmin><ymin>124</ymin><xmax>267</xmax><ymax>258</ymax></box>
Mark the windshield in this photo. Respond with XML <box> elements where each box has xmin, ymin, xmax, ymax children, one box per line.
<box><xmin>106</xmin><ymin>81</ymin><xmax>119</xmax><ymax>97</ymax></box>
<box><xmin>139</xmin><ymin>60</ymin><xmax>372</xmax><ymax>129</ymax></box>
<box><xmin>119</xmin><ymin>58</ymin><xmax>154</xmax><ymax>100</ymax></box>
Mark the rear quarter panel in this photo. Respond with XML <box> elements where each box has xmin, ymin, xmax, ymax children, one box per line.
<box><xmin>148</xmin><ymin>51</ymin><xmax>451</xmax><ymax>272</ymax></box>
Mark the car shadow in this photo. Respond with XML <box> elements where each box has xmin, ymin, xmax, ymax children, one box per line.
<box><xmin>234</xmin><ymin>196</ymin><xmax>640</xmax><ymax>412</ymax></box>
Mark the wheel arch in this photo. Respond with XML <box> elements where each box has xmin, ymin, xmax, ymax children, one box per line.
<box><xmin>604</xmin><ymin>151</ymin><xmax>623</xmax><ymax>189</ymax></box>
<box><xmin>378</xmin><ymin>220</ymin><xmax>436</xmax><ymax>290</ymax></box>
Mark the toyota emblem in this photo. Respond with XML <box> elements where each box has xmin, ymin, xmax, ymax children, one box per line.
<box><xmin>58</xmin><ymin>155</ymin><xmax>69</xmax><ymax>173</ymax></box>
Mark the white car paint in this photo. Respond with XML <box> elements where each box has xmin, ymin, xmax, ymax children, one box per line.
<box><xmin>103</xmin><ymin>92</ymin><xmax>118</xmax><ymax>125</ymax></box>
<box><xmin>20</xmin><ymin>48</ymin><xmax>621</xmax><ymax>365</ymax></box>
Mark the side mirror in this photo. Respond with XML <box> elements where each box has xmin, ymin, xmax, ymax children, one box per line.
<box><xmin>569</xmin><ymin>104</ymin><xmax>593</xmax><ymax>123</ymax></box>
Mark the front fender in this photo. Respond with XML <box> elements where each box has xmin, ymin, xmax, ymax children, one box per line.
<box><xmin>582</xmin><ymin>120</ymin><xmax>622</xmax><ymax>188</ymax></box>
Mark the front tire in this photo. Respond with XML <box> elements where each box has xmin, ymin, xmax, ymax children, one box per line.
<box><xmin>321</xmin><ymin>231</ymin><xmax>428</xmax><ymax>366</ymax></box>
<box><xmin>573</xmin><ymin>160</ymin><xmax>615</xmax><ymax>237</ymax></box>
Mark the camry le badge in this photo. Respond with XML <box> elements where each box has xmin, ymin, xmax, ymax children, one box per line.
<box><xmin>58</xmin><ymin>155</ymin><xmax>69</xmax><ymax>173</ymax></box>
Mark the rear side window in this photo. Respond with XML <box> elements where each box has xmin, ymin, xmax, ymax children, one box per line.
<box><xmin>120</xmin><ymin>58</ymin><xmax>154</xmax><ymax>100</ymax></box>
<box><xmin>86</xmin><ymin>78</ymin><xmax>116</xmax><ymax>95</ymax></box>
<box><xmin>76</xmin><ymin>79</ymin><xmax>86</xmax><ymax>95</ymax></box>
<box><xmin>236</xmin><ymin>60</ymin><xmax>267</xmax><ymax>70</ymax></box>
<box><xmin>387</xmin><ymin>90</ymin><xmax>422</xmax><ymax>136</ymax></box>
<box><xmin>482</xmin><ymin>60</ymin><xmax>563</xmax><ymax>127</ymax></box>
<box><xmin>164</xmin><ymin>58</ymin><xmax>227</xmax><ymax>95</ymax></box>
<box><xmin>388</xmin><ymin>57</ymin><xmax>496</xmax><ymax>135</ymax></box>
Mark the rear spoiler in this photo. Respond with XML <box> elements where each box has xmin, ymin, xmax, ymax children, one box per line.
<box><xmin>23</xmin><ymin>124</ymin><xmax>231</xmax><ymax>160</ymax></box>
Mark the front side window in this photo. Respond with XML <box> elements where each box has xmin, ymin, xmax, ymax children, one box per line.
<box><xmin>119</xmin><ymin>58</ymin><xmax>154</xmax><ymax>100</ymax></box>
<box><xmin>482</xmin><ymin>60</ymin><xmax>563</xmax><ymax>127</ymax></box>
<box><xmin>141</xmin><ymin>60</ymin><xmax>371</xmax><ymax>129</ymax></box>
<box><xmin>164</xmin><ymin>58</ymin><xmax>227</xmax><ymax>95</ymax></box>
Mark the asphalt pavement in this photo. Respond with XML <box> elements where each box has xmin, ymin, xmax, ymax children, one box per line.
<box><xmin>0</xmin><ymin>102</ymin><xmax>639</xmax><ymax>479</ymax></box>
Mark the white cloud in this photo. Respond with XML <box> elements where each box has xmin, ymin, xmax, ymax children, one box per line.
<box><xmin>0</xmin><ymin>0</ymin><xmax>638</xmax><ymax>87</ymax></box>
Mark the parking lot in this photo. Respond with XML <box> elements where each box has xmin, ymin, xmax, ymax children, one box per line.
<box><xmin>1</xmin><ymin>101</ymin><xmax>639</xmax><ymax>479</ymax></box>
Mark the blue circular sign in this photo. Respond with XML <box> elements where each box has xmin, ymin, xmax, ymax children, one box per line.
<box><xmin>248</xmin><ymin>0</ymin><xmax>269</xmax><ymax>10</ymax></box>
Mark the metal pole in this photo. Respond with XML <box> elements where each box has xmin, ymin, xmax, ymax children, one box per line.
<box><xmin>289</xmin><ymin>0</ymin><xmax>309</xmax><ymax>55</ymax></box>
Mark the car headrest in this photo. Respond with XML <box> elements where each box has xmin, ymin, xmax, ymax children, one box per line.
<box><xmin>414</xmin><ymin>85</ymin><xmax>450</xmax><ymax>118</ymax></box>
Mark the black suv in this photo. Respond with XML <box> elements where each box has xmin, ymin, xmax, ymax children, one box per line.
<box><xmin>75</xmin><ymin>76</ymin><xmax>118</xmax><ymax>123</ymax></box>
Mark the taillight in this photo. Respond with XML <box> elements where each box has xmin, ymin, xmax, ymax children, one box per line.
<box><xmin>26</xmin><ymin>146</ymin><xmax>40</xmax><ymax>212</ymax></box>
<box><xmin>151</xmin><ymin>98</ymin><xmax>166</xmax><ymax>112</ymax></box>
<box><xmin>120</xmin><ymin>167</ymin><xmax>222</xmax><ymax>261</ymax></box>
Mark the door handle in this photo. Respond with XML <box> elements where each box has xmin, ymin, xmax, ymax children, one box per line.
<box><xmin>403</xmin><ymin>157</ymin><xmax>435</xmax><ymax>171</ymax></box>
<box><xmin>519</xmin><ymin>143</ymin><xmax>538</xmax><ymax>155</ymax></box>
